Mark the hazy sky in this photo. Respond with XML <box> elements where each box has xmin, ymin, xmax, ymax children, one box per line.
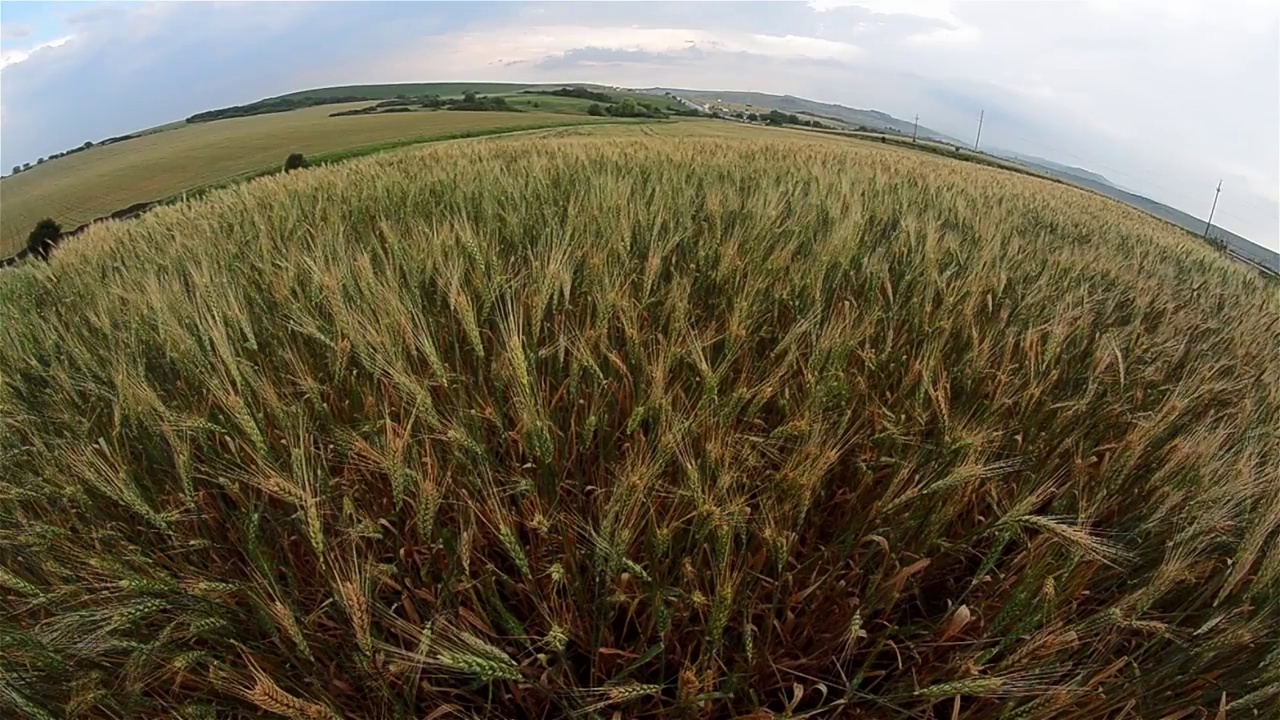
<box><xmin>1</xmin><ymin>1</ymin><xmax>1277</xmax><ymax>249</ymax></box>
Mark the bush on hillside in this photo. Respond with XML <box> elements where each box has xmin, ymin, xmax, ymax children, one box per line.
<box><xmin>283</xmin><ymin>152</ymin><xmax>308</xmax><ymax>172</ymax></box>
<box><xmin>25</xmin><ymin>218</ymin><xmax>62</xmax><ymax>261</ymax></box>
<box><xmin>447</xmin><ymin>94</ymin><xmax>513</xmax><ymax>112</ymax></box>
<box><xmin>586</xmin><ymin>102</ymin><xmax>606</xmax><ymax>116</ymax></box>
<box><xmin>524</xmin><ymin>86</ymin><xmax>616</xmax><ymax>104</ymax></box>
<box><xmin>602</xmin><ymin>97</ymin><xmax>666</xmax><ymax>119</ymax></box>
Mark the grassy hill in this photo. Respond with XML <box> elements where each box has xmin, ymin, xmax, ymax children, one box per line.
<box><xmin>0</xmin><ymin>105</ymin><xmax>611</xmax><ymax>256</ymax></box>
<box><xmin>997</xmin><ymin>159</ymin><xmax>1280</xmax><ymax>273</ymax></box>
<box><xmin>993</xmin><ymin>150</ymin><xmax>1116</xmax><ymax>187</ymax></box>
<box><xmin>278</xmin><ymin>82</ymin><xmax>538</xmax><ymax>100</ymax></box>
<box><xmin>274</xmin><ymin>83</ymin><xmax>691</xmax><ymax>115</ymax></box>
<box><xmin>654</xmin><ymin>87</ymin><xmax>961</xmax><ymax>142</ymax></box>
<box><xmin>652</xmin><ymin>87</ymin><xmax>1277</xmax><ymax>273</ymax></box>
<box><xmin>1</xmin><ymin>83</ymin><xmax>701</xmax><ymax>258</ymax></box>
<box><xmin>3</xmin><ymin>122</ymin><xmax>1276</xmax><ymax>719</ymax></box>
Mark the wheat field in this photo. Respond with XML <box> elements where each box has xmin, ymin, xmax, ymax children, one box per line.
<box><xmin>0</xmin><ymin>105</ymin><xmax>605</xmax><ymax>256</ymax></box>
<box><xmin>1</xmin><ymin>124</ymin><xmax>1278</xmax><ymax>719</ymax></box>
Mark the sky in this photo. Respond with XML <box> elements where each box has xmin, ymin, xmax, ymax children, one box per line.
<box><xmin>1</xmin><ymin>0</ymin><xmax>1277</xmax><ymax>249</ymax></box>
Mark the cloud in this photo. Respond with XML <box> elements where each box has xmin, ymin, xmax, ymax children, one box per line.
<box><xmin>0</xmin><ymin>34</ymin><xmax>73</xmax><ymax>70</ymax></box>
<box><xmin>535</xmin><ymin>46</ymin><xmax>707</xmax><ymax>71</ymax></box>
<box><xmin>1</xmin><ymin>23</ymin><xmax>33</xmax><ymax>41</ymax></box>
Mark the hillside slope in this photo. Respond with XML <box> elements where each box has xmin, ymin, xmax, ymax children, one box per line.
<box><xmin>993</xmin><ymin>150</ymin><xmax>1117</xmax><ymax>187</ymax></box>
<box><xmin>652</xmin><ymin>87</ymin><xmax>962</xmax><ymax>142</ymax></box>
<box><xmin>1003</xmin><ymin>160</ymin><xmax>1279</xmax><ymax>273</ymax></box>
<box><xmin>655</xmin><ymin>87</ymin><xmax>1276</xmax><ymax>273</ymax></box>
<box><xmin>0</xmin><ymin>106</ymin><xmax>603</xmax><ymax>256</ymax></box>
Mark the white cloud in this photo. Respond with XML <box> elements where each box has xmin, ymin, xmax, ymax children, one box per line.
<box><xmin>810</xmin><ymin>0</ymin><xmax>954</xmax><ymax>23</ymax></box>
<box><xmin>0</xmin><ymin>34</ymin><xmax>73</xmax><ymax>70</ymax></box>
<box><xmin>810</xmin><ymin>0</ymin><xmax>979</xmax><ymax>44</ymax></box>
<box><xmin>904</xmin><ymin>23</ymin><xmax>979</xmax><ymax>46</ymax></box>
<box><xmin>1</xmin><ymin>23</ymin><xmax>34</xmax><ymax>41</ymax></box>
<box><xmin>420</xmin><ymin>24</ymin><xmax>861</xmax><ymax>68</ymax></box>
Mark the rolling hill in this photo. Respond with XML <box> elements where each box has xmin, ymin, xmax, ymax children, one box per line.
<box><xmin>653</xmin><ymin>86</ymin><xmax>1277</xmax><ymax>275</ymax></box>
<box><xmin>994</xmin><ymin>155</ymin><xmax>1279</xmax><ymax>274</ymax></box>
<box><xmin>650</xmin><ymin>87</ymin><xmax>963</xmax><ymax>143</ymax></box>
<box><xmin>6</xmin><ymin>80</ymin><xmax>1275</xmax><ymax>274</ymax></box>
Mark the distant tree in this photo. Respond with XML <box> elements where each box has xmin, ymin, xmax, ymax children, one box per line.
<box><xmin>11</xmin><ymin>166</ymin><xmax>19</xmax><ymax>175</ymax></box>
<box><xmin>611</xmin><ymin>97</ymin><xmax>640</xmax><ymax>117</ymax></box>
<box><xmin>82</xmin><ymin>141</ymin><xmax>94</xmax><ymax>149</ymax></box>
<box><xmin>26</xmin><ymin>218</ymin><xmax>62</xmax><ymax>261</ymax></box>
<box><xmin>22</xmin><ymin>163</ymin><xmax>31</xmax><ymax>170</ymax></box>
<box><xmin>586</xmin><ymin>103</ymin><xmax>606</xmax><ymax>117</ymax></box>
<box><xmin>463</xmin><ymin>90</ymin><xmax>478</xmax><ymax>104</ymax></box>
<box><xmin>746</xmin><ymin>113</ymin><xmax>759</xmax><ymax>122</ymax></box>
<box><xmin>36</xmin><ymin>157</ymin><xmax>46</xmax><ymax>164</ymax></box>
<box><xmin>283</xmin><ymin>152</ymin><xmax>308</xmax><ymax>172</ymax></box>
<box><xmin>529</xmin><ymin>87</ymin><xmax>615</xmax><ymax>103</ymax></box>
<box><xmin>531</xmin><ymin>101</ymin><xmax>540</xmax><ymax>108</ymax></box>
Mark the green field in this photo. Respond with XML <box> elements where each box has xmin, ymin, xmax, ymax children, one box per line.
<box><xmin>274</xmin><ymin>82</ymin><xmax>688</xmax><ymax>114</ymax></box>
<box><xmin>501</xmin><ymin>93</ymin><xmax>598</xmax><ymax>114</ymax></box>
<box><xmin>3</xmin><ymin>122</ymin><xmax>1277</xmax><ymax>718</ymax></box>
<box><xmin>0</xmin><ymin>104</ymin><xmax>608</xmax><ymax>255</ymax></box>
<box><xmin>279</xmin><ymin>82</ymin><xmax>538</xmax><ymax>100</ymax></box>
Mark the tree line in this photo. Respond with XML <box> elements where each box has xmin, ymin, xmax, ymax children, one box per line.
<box><xmin>7</xmin><ymin>133</ymin><xmax>140</xmax><ymax>177</ymax></box>
<box><xmin>524</xmin><ymin>87</ymin><xmax>616</xmax><ymax>104</ymax></box>
<box><xmin>186</xmin><ymin>95</ymin><xmax>371</xmax><ymax>123</ymax></box>
<box><xmin>586</xmin><ymin>96</ymin><xmax>669</xmax><ymax>119</ymax></box>
<box><xmin>329</xmin><ymin>92</ymin><xmax>514</xmax><ymax>117</ymax></box>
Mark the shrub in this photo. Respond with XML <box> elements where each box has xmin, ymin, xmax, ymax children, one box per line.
<box><xmin>525</xmin><ymin>86</ymin><xmax>616</xmax><ymax>103</ymax></box>
<box><xmin>586</xmin><ymin>102</ymin><xmax>606</xmax><ymax>116</ymax></box>
<box><xmin>25</xmin><ymin>218</ymin><xmax>62</xmax><ymax>260</ymax></box>
<box><xmin>447</xmin><ymin>94</ymin><xmax>513</xmax><ymax>112</ymax></box>
<box><xmin>283</xmin><ymin>152</ymin><xmax>308</xmax><ymax>172</ymax></box>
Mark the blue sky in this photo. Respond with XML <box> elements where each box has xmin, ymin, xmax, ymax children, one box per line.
<box><xmin>1</xmin><ymin>1</ymin><xmax>1277</xmax><ymax>248</ymax></box>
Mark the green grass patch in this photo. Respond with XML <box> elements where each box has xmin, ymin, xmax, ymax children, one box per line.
<box><xmin>279</xmin><ymin>82</ymin><xmax>538</xmax><ymax>100</ymax></box>
<box><xmin>0</xmin><ymin>107</ymin><xmax>611</xmax><ymax>256</ymax></box>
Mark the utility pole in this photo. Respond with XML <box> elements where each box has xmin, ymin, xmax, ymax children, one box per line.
<box><xmin>973</xmin><ymin>110</ymin><xmax>984</xmax><ymax>152</ymax></box>
<box><xmin>912</xmin><ymin>114</ymin><xmax>919</xmax><ymax>143</ymax></box>
<box><xmin>1202</xmin><ymin>180</ymin><xmax>1222</xmax><ymax>240</ymax></box>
